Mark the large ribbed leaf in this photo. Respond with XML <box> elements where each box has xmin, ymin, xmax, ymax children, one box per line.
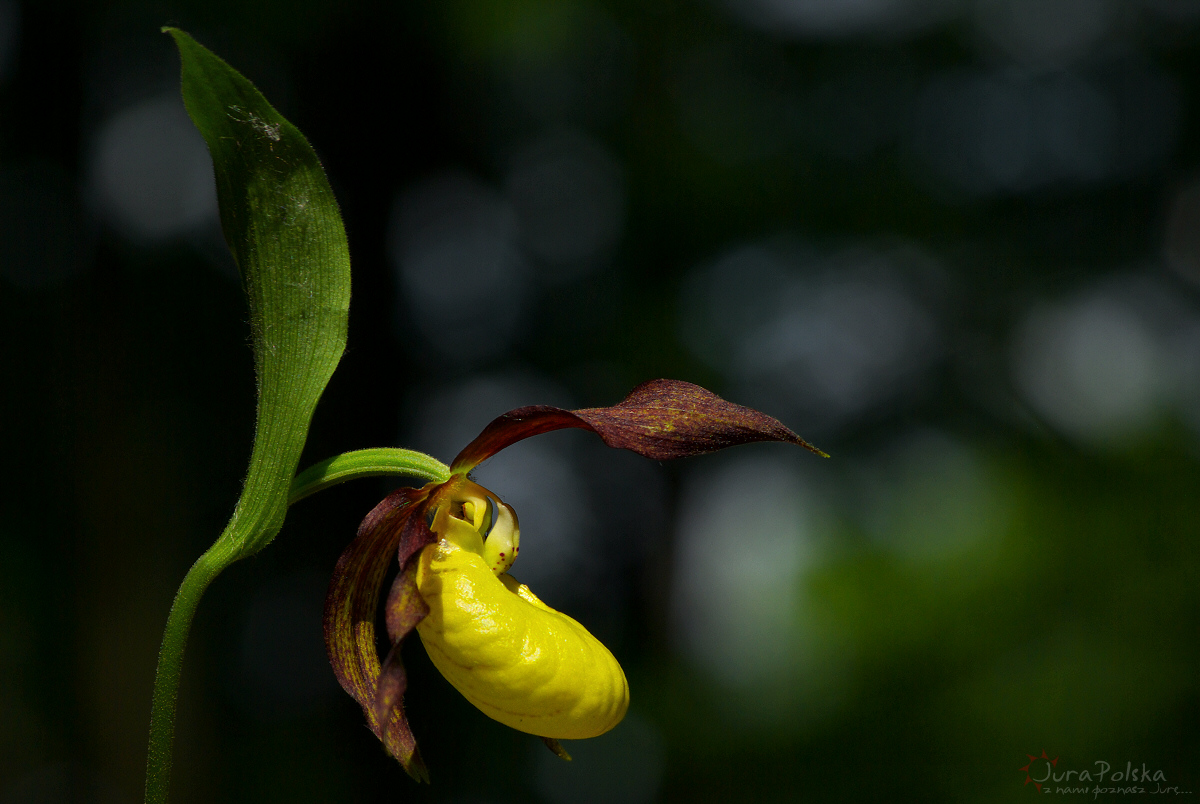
<box><xmin>166</xmin><ymin>28</ymin><xmax>350</xmax><ymax>557</ymax></box>
<box><xmin>147</xmin><ymin>31</ymin><xmax>351</xmax><ymax>804</ymax></box>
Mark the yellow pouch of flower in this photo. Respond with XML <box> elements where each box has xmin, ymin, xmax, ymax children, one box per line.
<box><xmin>415</xmin><ymin>538</ymin><xmax>628</xmax><ymax>739</ymax></box>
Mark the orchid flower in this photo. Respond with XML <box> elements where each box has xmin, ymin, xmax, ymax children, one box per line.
<box><xmin>323</xmin><ymin>380</ymin><xmax>825</xmax><ymax>781</ymax></box>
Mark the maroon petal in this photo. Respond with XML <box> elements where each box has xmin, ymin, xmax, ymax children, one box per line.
<box><xmin>374</xmin><ymin>639</ymin><xmax>428</xmax><ymax>783</ymax></box>
<box><xmin>451</xmin><ymin>379</ymin><xmax>827</xmax><ymax>472</ymax></box>
<box><xmin>323</xmin><ymin>484</ymin><xmax>437</xmax><ymax>782</ymax></box>
<box><xmin>374</xmin><ymin>559</ymin><xmax>428</xmax><ymax>747</ymax></box>
<box><xmin>384</xmin><ymin>559</ymin><xmax>429</xmax><ymax>645</ymax></box>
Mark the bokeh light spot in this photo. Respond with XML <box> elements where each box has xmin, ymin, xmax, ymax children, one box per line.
<box><xmin>389</xmin><ymin>171</ymin><xmax>529</xmax><ymax>364</ymax></box>
<box><xmin>505</xmin><ymin>129</ymin><xmax>625</xmax><ymax>278</ymax></box>
<box><xmin>1011</xmin><ymin>278</ymin><xmax>1180</xmax><ymax>447</ymax></box>
<box><xmin>671</xmin><ymin>454</ymin><xmax>820</xmax><ymax>688</ymax></box>
<box><xmin>87</xmin><ymin>93</ymin><xmax>218</xmax><ymax>244</ymax></box>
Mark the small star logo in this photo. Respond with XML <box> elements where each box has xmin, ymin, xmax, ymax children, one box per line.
<box><xmin>1019</xmin><ymin>750</ymin><xmax>1059</xmax><ymax>792</ymax></box>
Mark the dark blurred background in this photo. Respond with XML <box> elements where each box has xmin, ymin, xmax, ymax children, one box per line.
<box><xmin>1</xmin><ymin>0</ymin><xmax>1198</xmax><ymax>801</ymax></box>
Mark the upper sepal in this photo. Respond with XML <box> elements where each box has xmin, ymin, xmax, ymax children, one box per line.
<box><xmin>451</xmin><ymin>379</ymin><xmax>826</xmax><ymax>472</ymax></box>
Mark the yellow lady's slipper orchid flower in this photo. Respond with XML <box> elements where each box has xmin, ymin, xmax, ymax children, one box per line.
<box><xmin>323</xmin><ymin>379</ymin><xmax>825</xmax><ymax>782</ymax></box>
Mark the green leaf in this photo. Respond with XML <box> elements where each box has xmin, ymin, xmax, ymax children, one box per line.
<box><xmin>165</xmin><ymin>27</ymin><xmax>350</xmax><ymax>558</ymax></box>
<box><xmin>146</xmin><ymin>30</ymin><xmax>351</xmax><ymax>804</ymax></box>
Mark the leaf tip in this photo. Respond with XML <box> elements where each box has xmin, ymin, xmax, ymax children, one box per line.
<box><xmin>161</xmin><ymin>27</ymin><xmax>192</xmax><ymax>55</ymax></box>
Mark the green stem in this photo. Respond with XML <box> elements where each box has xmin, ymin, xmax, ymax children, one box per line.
<box><xmin>144</xmin><ymin>543</ymin><xmax>230</xmax><ymax>804</ymax></box>
<box><xmin>145</xmin><ymin>448</ymin><xmax>449</xmax><ymax>804</ymax></box>
<box><xmin>289</xmin><ymin>448</ymin><xmax>451</xmax><ymax>504</ymax></box>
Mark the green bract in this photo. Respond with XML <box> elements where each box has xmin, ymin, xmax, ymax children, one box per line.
<box><xmin>147</xmin><ymin>29</ymin><xmax>355</xmax><ymax>804</ymax></box>
<box><xmin>166</xmin><ymin>27</ymin><xmax>352</xmax><ymax>559</ymax></box>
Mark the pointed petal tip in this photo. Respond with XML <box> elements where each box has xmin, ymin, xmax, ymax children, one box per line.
<box><xmin>402</xmin><ymin>749</ymin><xmax>431</xmax><ymax>784</ymax></box>
<box><xmin>800</xmin><ymin>440</ymin><xmax>830</xmax><ymax>459</ymax></box>
<box><xmin>542</xmin><ymin>736</ymin><xmax>573</xmax><ymax>761</ymax></box>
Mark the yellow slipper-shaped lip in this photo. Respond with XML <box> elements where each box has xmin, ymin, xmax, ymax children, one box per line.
<box><xmin>415</xmin><ymin>482</ymin><xmax>628</xmax><ymax>739</ymax></box>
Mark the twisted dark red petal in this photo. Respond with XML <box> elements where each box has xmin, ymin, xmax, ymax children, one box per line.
<box><xmin>322</xmin><ymin>484</ymin><xmax>437</xmax><ymax>782</ymax></box>
<box><xmin>450</xmin><ymin>378</ymin><xmax>826</xmax><ymax>472</ymax></box>
<box><xmin>375</xmin><ymin>560</ymin><xmax>428</xmax><ymax>734</ymax></box>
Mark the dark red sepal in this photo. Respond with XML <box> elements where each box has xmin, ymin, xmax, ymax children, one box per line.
<box><xmin>322</xmin><ymin>484</ymin><xmax>437</xmax><ymax>782</ymax></box>
<box><xmin>451</xmin><ymin>379</ymin><xmax>826</xmax><ymax>472</ymax></box>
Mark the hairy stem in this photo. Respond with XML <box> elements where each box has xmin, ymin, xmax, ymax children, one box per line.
<box><xmin>144</xmin><ymin>545</ymin><xmax>229</xmax><ymax>804</ymax></box>
<box><xmin>289</xmin><ymin>448</ymin><xmax>451</xmax><ymax>505</ymax></box>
